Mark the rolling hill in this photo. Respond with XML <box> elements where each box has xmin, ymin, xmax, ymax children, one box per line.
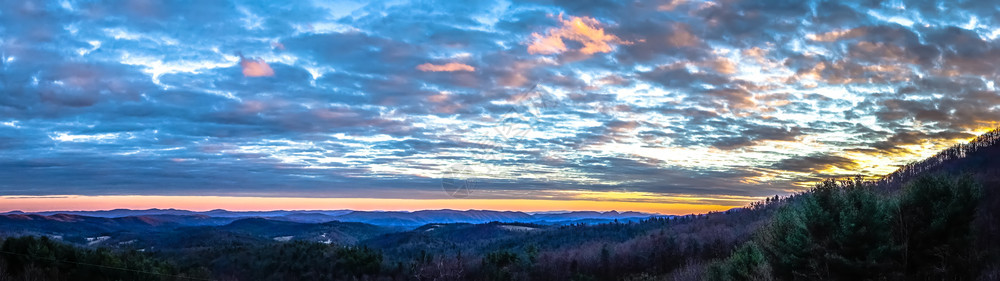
<box><xmin>1</xmin><ymin>208</ymin><xmax>662</xmax><ymax>226</ymax></box>
<box><xmin>1</xmin><ymin>128</ymin><xmax>999</xmax><ymax>280</ymax></box>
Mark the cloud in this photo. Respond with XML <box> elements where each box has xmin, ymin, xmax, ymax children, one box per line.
<box><xmin>771</xmin><ymin>153</ymin><xmax>860</xmax><ymax>173</ymax></box>
<box><xmin>657</xmin><ymin>0</ymin><xmax>686</xmax><ymax>11</ymax></box>
<box><xmin>239</xmin><ymin>56</ymin><xmax>275</xmax><ymax>77</ymax></box>
<box><xmin>700</xmin><ymin>57</ymin><xmax>738</xmax><ymax>75</ymax></box>
<box><xmin>807</xmin><ymin>28</ymin><xmax>864</xmax><ymax>42</ymax></box>
<box><xmin>416</xmin><ymin>62</ymin><xmax>475</xmax><ymax>72</ymax></box>
<box><xmin>7</xmin><ymin>0</ymin><xmax>1000</xmax><ymax>206</ymax></box>
<box><xmin>527</xmin><ymin>14</ymin><xmax>633</xmax><ymax>55</ymax></box>
<box><xmin>709</xmin><ymin>124</ymin><xmax>802</xmax><ymax>150</ymax></box>
<box><xmin>639</xmin><ymin>63</ymin><xmax>730</xmax><ymax>89</ymax></box>
<box><xmin>666</xmin><ymin>24</ymin><xmax>700</xmax><ymax>47</ymax></box>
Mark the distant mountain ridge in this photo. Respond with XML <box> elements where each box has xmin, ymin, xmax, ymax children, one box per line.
<box><xmin>1</xmin><ymin>208</ymin><xmax>663</xmax><ymax>227</ymax></box>
<box><xmin>2</xmin><ymin>208</ymin><xmax>354</xmax><ymax>218</ymax></box>
<box><xmin>0</xmin><ymin>209</ymin><xmax>662</xmax><ymax>250</ymax></box>
<box><xmin>1</xmin><ymin>129</ymin><xmax>999</xmax><ymax>280</ymax></box>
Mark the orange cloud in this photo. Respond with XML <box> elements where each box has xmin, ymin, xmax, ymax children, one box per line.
<box><xmin>527</xmin><ymin>14</ymin><xmax>632</xmax><ymax>55</ymax></box>
<box><xmin>807</xmin><ymin>28</ymin><xmax>866</xmax><ymax>42</ymax></box>
<box><xmin>701</xmin><ymin>57</ymin><xmax>737</xmax><ymax>74</ymax></box>
<box><xmin>416</xmin><ymin>62</ymin><xmax>475</xmax><ymax>72</ymax></box>
<box><xmin>240</xmin><ymin>56</ymin><xmax>275</xmax><ymax>77</ymax></box>
<box><xmin>742</xmin><ymin>47</ymin><xmax>770</xmax><ymax>64</ymax></box>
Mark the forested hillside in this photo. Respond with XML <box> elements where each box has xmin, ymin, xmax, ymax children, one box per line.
<box><xmin>707</xmin><ymin>175</ymin><xmax>989</xmax><ymax>280</ymax></box>
<box><xmin>1</xmin><ymin>128</ymin><xmax>999</xmax><ymax>280</ymax></box>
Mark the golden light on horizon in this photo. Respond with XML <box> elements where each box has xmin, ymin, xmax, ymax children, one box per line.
<box><xmin>0</xmin><ymin>195</ymin><xmax>752</xmax><ymax>216</ymax></box>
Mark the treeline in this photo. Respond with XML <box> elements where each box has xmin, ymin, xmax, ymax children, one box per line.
<box><xmin>0</xmin><ymin>237</ymin><xmax>386</xmax><ymax>281</ymax></box>
<box><xmin>172</xmin><ymin>241</ymin><xmax>384</xmax><ymax>281</ymax></box>
<box><xmin>0</xmin><ymin>174</ymin><xmax>994</xmax><ymax>280</ymax></box>
<box><xmin>0</xmin><ymin>209</ymin><xmax>776</xmax><ymax>281</ymax></box>
<box><xmin>708</xmin><ymin>174</ymin><xmax>993</xmax><ymax>281</ymax></box>
<box><xmin>0</xmin><ymin>236</ymin><xmax>198</xmax><ymax>281</ymax></box>
<box><xmin>879</xmin><ymin>127</ymin><xmax>1000</xmax><ymax>187</ymax></box>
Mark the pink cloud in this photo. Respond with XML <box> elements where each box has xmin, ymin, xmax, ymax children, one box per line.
<box><xmin>667</xmin><ymin>24</ymin><xmax>700</xmax><ymax>47</ymax></box>
<box><xmin>239</xmin><ymin>56</ymin><xmax>275</xmax><ymax>77</ymax></box>
<box><xmin>427</xmin><ymin>92</ymin><xmax>450</xmax><ymax>103</ymax></box>
<box><xmin>527</xmin><ymin>14</ymin><xmax>633</xmax><ymax>55</ymax></box>
<box><xmin>417</xmin><ymin>62</ymin><xmax>476</xmax><ymax>72</ymax></box>
<box><xmin>657</xmin><ymin>0</ymin><xmax>686</xmax><ymax>11</ymax></box>
<box><xmin>271</xmin><ymin>41</ymin><xmax>286</xmax><ymax>50</ymax></box>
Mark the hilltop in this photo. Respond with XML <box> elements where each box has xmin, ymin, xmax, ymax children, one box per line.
<box><xmin>1</xmin><ymin>128</ymin><xmax>998</xmax><ymax>280</ymax></box>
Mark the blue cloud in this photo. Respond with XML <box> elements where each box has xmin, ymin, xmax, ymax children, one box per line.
<box><xmin>2</xmin><ymin>0</ymin><xmax>1000</xmax><ymax>201</ymax></box>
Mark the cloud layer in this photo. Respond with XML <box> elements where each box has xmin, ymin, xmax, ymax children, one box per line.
<box><xmin>1</xmin><ymin>0</ymin><xmax>998</xmax><ymax>203</ymax></box>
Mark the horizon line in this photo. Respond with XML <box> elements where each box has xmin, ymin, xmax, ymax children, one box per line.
<box><xmin>0</xmin><ymin>195</ymin><xmax>748</xmax><ymax>216</ymax></box>
<box><xmin>1</xmin><ymin>207</ymin><xmax>666</xmax><ymax>215</ymax></box>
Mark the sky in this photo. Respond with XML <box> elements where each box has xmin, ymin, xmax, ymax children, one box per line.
<box><xmin>1</xmin><ymin>0</ymin><xmax>999</xmax><ymax>214</ymax></box>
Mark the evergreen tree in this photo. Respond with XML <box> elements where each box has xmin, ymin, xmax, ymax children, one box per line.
<box><xmin>896</xmin><ymin>174</ymin><xmax>982</xmax><ymax>279</ymax></box>
<box><xmin>760</xmin><ymin>178</ymin><xmax>894</xmax><ymax>280</ymax></box>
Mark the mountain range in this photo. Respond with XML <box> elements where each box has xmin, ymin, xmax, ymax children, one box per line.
<box><xmin>0</xmin><ymin>208</ymin><xmax>659</xmax><ymax>226</ymax></box>
<box><xmin>2</xmin><ymin>128</ymin><xmax>999</xmax><ymax>280</ymax></box>
<box><xmin>0</xmin><ymin>209</ymin><xmax>663</xmax><ymax>249</ymax></box>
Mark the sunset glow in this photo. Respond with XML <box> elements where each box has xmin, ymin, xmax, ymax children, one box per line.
<box><xmin>0</xmin><ymin>195</ymin><xmax>746</xmax><ymax>215</ymax></box>
<box><xmin>2</xmin><ymin>0</ymin><xmax>1000</xmax><ymax>215</ymax></box>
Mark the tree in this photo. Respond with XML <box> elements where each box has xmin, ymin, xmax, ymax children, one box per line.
<box><xmin>724</xmin><ymin>242</ymin><xmax>772</xmax><ymax>281</ymax></box>
<box><xmin>482</xmin><ymin>250</ymin><xmax>520</xmax><ymax>281</ymax></box>
<box><xmin>760</xmin><ymin>178</ymin><xmax>894</xmax><ymax>280</ymax></box>
<box><xmin>705</xmin><ymin>241</ymin><xmax>773</xmax><ymax>281</ymax></box>
<box><xmin>896</xmin><ymin>174</ymin><xmax>982</xmax><ymax>279</ymax></box>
